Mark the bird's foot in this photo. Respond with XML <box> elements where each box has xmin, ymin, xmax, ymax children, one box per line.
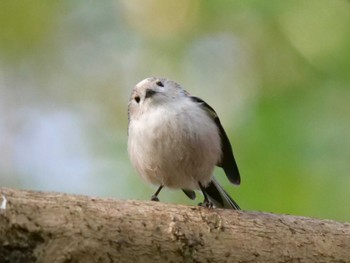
<box><xmin>151</xmin><ymin>195</ymin><xmax>160</xmax><ymax>202</ymax></box>
<box><xmin>198</xmin><ymin>200</ymin><xmax>213</xmax><ymax>208</ymax></box>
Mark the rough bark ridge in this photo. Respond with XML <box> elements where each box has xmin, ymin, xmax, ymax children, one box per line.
<box><xmin>0</xmin><ymin>187</ymin><xmax>349</xmax><ymax>263</ymax></box>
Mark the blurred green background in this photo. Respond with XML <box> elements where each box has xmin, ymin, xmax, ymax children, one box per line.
<box><xmin>0</xmin><ymin>0</ymin><xmax>349</xmax><ymax>221</ymax></box>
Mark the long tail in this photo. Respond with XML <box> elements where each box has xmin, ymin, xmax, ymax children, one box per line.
<box><xmin>204</xmin><ymin>178</ymin><xmax>240</xmax><ymax>210</ymax></box>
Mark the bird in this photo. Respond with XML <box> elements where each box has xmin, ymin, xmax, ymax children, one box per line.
<box><xmin>127</xmin><ymin>77</ymin><xmax>241</xmax><ymax>209</ymax></box>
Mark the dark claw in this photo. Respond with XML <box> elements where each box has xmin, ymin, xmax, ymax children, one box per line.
<box><xmin>198</xmin><ymin>200</ymin><xmax>213</xmax><ymax>208</ymax></box>
<box><xmin>198</xmin><ymin>181</ymin><xmax>213</xmax><ymax>208</ymax></box>
<box><xmin>151</xmin><ymin>185</ymin><xmax>163</xmax><ymax>202</ymax></box>
<box><xmin>151</xmin><ymin>195</ymin><xmax>160</xmax><ymax>202</ymax></box>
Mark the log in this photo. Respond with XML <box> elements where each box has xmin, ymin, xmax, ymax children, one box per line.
<box><xmin>0</xmin><ymin>187</ymin><xmax>349</xmax><ymax>262</ymax></box>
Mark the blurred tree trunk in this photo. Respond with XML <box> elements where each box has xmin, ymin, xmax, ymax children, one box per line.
<box><xmin>0</xmin><ymin>187</ymin><xmax>349</xmax><ymax>263</ymax></box>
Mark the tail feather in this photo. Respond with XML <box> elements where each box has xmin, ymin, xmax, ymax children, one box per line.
<box><xmin>204</xmin><ymin>178</ymin><xmax>240</xmax><ymax>210</ymax></box>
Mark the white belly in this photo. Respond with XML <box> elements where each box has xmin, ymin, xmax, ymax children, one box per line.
<box><xmin>128</xmin><ymin>101</ymin><xmax>221</xmax><ymax>190</ymax></box>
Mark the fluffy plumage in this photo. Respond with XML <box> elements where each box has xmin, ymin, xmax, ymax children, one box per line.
<box><xmin>128</xmin><ymin>77</ymin><xmax>240</xmax><ymax>209</ymax></box>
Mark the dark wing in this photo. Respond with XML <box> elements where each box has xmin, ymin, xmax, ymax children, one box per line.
<box><xmin>190</xmin><ymin>96</ymin><xmax>241</xmax><ymax>185</ymax></box>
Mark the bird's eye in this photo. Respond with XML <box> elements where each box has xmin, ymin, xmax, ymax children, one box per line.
<box><xmin>156</xmin><ymin>80</ymin><xmax>164</xmax><ymax>87</ymax></box>
<box><xmin>134</xmin><ymin>96</ymin><xmax>140</xmax><ymax>103</ymax></box>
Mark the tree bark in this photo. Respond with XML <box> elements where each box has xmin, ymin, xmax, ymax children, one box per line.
<box><xmin>0</xmin><ymin>187</ymin><xmax>349</xmax><ymax>263</ymax></box>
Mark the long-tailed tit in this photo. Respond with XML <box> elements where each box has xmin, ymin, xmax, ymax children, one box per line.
<box><xmin>128</xmin><ymin>77</ymin><xmax>241</xmax><ymax>209</ymax></box>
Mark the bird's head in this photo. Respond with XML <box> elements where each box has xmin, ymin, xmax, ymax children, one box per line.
<box><xmin>128</xmin><ymin>77</ymin><xmax>187</xmax><ymax>120</ymax></box>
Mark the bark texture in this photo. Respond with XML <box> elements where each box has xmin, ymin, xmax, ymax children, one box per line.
<box><xmin>0</xmin><ymin>187</ymin><xmax>349</xmax><ymax>263</ymax></box>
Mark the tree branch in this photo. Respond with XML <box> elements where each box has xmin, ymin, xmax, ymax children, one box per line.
<box><xmin>0</xmin><ymin>187</ymin><xmax>349</xmax><ymax>262</ymax></box>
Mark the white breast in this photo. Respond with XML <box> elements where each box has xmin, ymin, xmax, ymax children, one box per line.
<box><xmin>128</xmin><ymin>98</ymin><xmax>221</xmax><ymax>190</ymax></box>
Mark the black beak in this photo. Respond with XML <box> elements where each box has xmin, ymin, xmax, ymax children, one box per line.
<box><xmin>145</xmin><ymin>89</ymin><xmax>157</xmax><ymax>99</ymax></box>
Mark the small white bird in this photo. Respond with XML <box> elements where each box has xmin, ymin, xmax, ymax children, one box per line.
<box><xmin>128</xmin><ymin>77</ymin><xmax>241</xmax><ymax>209</ymax></box>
